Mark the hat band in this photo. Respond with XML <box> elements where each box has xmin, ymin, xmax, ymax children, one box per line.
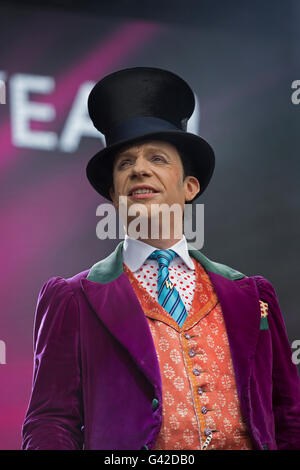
<box><xmin>105</xmin><ymin>116</ymin><xmax>181</xmax><ymax>146</ymax></box>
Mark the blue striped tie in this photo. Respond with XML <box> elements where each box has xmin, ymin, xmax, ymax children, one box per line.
<box><xmin>148</xmin><ymin>249</ymin><xmax>187</xmax><ymax>327</ymax></box>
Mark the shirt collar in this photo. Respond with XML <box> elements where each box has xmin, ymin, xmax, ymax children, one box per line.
<box><xmin>122</xmin><ymin>234</ymin><xmax>195</xmax><ymax>272</ymax></box>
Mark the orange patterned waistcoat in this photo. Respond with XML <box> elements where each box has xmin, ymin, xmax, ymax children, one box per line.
<box><xmin>123</xmin><ymin>258</ymin><xmax>253</xmax><ymax>450</ymax></box>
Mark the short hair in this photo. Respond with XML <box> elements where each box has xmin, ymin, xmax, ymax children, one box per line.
<box><xmin>178</xmin><ymin>150</ymin><xmax>193</xmax><ymax>181</ymax></box>
<box><xmin>177</xmin><ymin>150</ymin><xmax>198</xmax><ymax>204</ymax></box>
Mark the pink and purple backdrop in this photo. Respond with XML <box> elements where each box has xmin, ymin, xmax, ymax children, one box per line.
<box><xmin>0</xmin><ymin>1</ymin><xmax>299</xmax><ymax>449</ymax></box>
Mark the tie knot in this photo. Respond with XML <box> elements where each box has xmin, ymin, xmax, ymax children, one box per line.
<box><xmin>148</xmin><ymin>249</ymin><xmax>177</xmax><ymax>267</ymax></box>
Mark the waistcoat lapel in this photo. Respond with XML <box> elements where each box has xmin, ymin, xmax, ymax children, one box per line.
<box><xmin>188</xmin><ymin>246</ymin><xmax>262</xmax><ymax>447</ymax></box>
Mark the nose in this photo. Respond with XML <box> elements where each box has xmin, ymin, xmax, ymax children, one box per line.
<box><xmin>130</xmin><ymin>156</ymin><xmax>152</xmax><ymax>177</ymax></box>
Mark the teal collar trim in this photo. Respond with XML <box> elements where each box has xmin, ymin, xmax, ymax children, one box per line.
<box><xmin>87</xmin><ymin>241</ymin><xmax>246</xmax><ymax>284</ymax></box>
<box><xmin>87</xmin><ymin>241</ymin><xmax>245</xmax><ymax>284</ymax></box>
<box><xmin>186</xmin><ymin>244</ymin><xmax>245</xmax><ymax>281</ymax></box>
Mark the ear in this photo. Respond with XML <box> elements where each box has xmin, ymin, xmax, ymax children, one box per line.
<box><xmin>109</xmin><ymin>185</ymin><xmax>120</xmax><ymax>211</ymax></box>
<box><xmin>109</xmin><ymin>186</ymin><xmax>116</xmax><ymax>203</ymax></box>
<box><xmin>109</xmin><ymin>186</ymin><xmax>114</xmax><ymax>199</ymax></box>
<box><xmin>184</xmin><ymin>176</ymin><xmax>200</xmax><ymax>202</ymax></box>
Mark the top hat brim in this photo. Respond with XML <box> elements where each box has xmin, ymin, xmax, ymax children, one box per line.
<box><xmin>86</xmin><ymin>129</ymin><xmax>215</xmax><ymax>202</ymax></box>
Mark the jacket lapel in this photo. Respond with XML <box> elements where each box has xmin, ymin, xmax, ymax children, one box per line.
<box><xmin>80</xmin><ymin>242</ymin><xmax>161</xmax><ymax>390</ymax></box>
<box><xmin>188</xmin><ymin>246</ymin><xmax>261</xmax><ymax>397</ymax></box>
<box><xmin>205</xmin><ymin>272</ymin><xmax>261</xmax><ymax>402</ymax></box>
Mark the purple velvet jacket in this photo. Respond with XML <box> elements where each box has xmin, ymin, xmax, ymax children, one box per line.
<box><xmin>22</xmin><ymin>242</ymin><xmax>300</xmax><ymax>450</ymax></box>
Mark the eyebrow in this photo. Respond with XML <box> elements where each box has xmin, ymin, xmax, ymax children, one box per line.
<box><xmin>116</xmin><ymin>146</ymin><xmax>169</xmax><ymax>159</ymax></box>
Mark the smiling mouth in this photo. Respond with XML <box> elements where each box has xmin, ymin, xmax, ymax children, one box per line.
<box><xmin>128</xmin><ymin>188</ymin><xmax>160</xmax><ymax>198</ymax></box>
<box><xmin>128</xmin><ymin>190</ymin><xmax>160</xmax><ymax>200</ymax></box>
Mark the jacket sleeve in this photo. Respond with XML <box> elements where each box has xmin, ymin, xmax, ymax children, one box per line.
<box><xmin>254</xmin><ymin>275</ymin><xmax>300</xmax><ymax>450</ymax></box>
<box><xmin>22</xmin><ymin>276</ymin><xmax>84</xmax><ymax>450</ymax></box>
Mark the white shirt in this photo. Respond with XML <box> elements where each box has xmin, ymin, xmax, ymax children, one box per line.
<box><xmin>122</xmin><ymin>234</ymin><xmax>196</xmax><ymax>312</ymax></box>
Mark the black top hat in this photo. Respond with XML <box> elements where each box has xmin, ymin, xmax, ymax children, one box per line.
<box><xmin>86</xmin><ymin>66</ymin><xmax>215</xmax><ymax>202</ymax></box>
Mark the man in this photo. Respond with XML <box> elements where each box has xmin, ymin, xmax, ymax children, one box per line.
<box><xmin>22</xmin><ymin>67</ymin><xmax>300</xmax><ymax>450</ymax></box>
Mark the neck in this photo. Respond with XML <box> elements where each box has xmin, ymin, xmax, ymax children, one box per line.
<box><xmin>135</xmin><ymin>236</ymin><xmax>183</xmax><ymax>249</ymax></box>
<box><xmin>124</xmin><ymin>216</ymin><xmax>183</xmax><ymax>249</ymax></box>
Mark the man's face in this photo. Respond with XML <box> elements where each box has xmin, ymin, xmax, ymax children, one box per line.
<box><xmin>109</xmin><ymin>140</ymin><xmax>200</xmax><ymax>212</ymax></box>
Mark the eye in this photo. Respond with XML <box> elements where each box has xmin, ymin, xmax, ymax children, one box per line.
<box><xmin>152</xmin><ymin>155</ymin><xmax>166</xmax><ymax>162</ymax></box>
<box><xmin>118</xmin><ymin>159</ymin><xmax>131</xmax><ymax>169</ymax></box>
